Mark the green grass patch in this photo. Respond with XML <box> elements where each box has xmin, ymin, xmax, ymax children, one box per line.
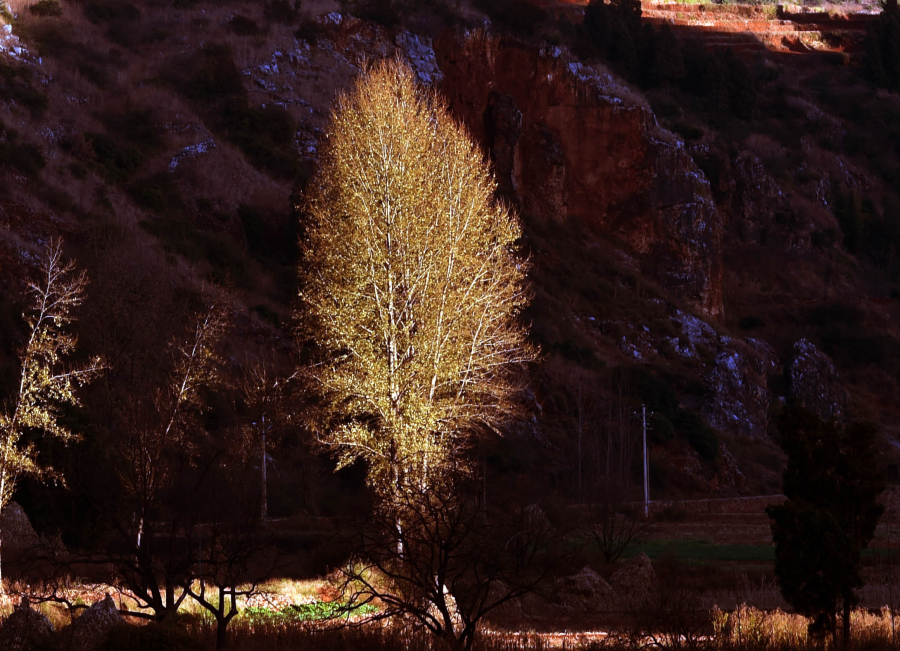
<box><xmin>241</xmin><ymin>601</ymin><xmax>378</xmax><ymax>625</ymax></box>
<box><xmin>625</xmin><ymin>539</ymin><xmax>776</xmax><ymax>562</ymax></box>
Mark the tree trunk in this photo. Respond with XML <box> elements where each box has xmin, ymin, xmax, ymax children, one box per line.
<box><xmin>216</xmin><ymin>619</ymin><xmax>228</xmax><ymax>650</ymax></box>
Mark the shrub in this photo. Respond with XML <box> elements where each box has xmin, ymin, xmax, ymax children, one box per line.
<box><xmin>128</xmin><ymin>173</ymin><xmax>184</xmax><ymax>215</ymax></box>
<box><xmin>166</xmin><ymin>45</ymin><xmax>300</xmax><ymax>179</ymax></box>
<box><xmin>739</xmin><ymin>315</ymin><xmax>765</xmax><ymax>330</ymax></box>
<box><xmin>29</xmin><ymin>0</ymin><xmax>63</xmax><ymax>17</ymax></box>
<box><xmin>674</xmin><ymin>410</ymin><xmax>719</xmax><ymax>460</ymax></box>
<box><xmin>227</xmin><ymin>15</ymin><xmax>259</xmax><ymax>36</ymax></box>
<box><xmin>102</xmin><ymin>108</ymin><xmax>162</xmax><ymax>153</ymax></box>
<box><xmin>264</xmin><ymin>0</ymin><xmax>298</xmax><ymax>24</ymax></box>
<box><xmin>295</xmin><ymin>19</ymin><xmax>325</xmax><ymax>43</ymax></box>
<box><xmin>344</xmin><ymin>0</ymin><xmax>401</xmax><ymax>27</ymax></box>
<box><xmin>0</xmin><ymin>61</ymin><xmax>49</xmax><ymax>117</ymax></box>
<box><xmin>86</xmin><ymin>133</ymin><xmax>143</xmax><ymax>183</ymax></box>
<box><xmin>0</xmin><ymin>122</ymin><xmax>46</xmax><ymax>177</ymax></box>
<box><xmin>176</xmin><ymin>43</ymin><xmax>245</xmax><ymax>104</ymax></box>
<box><xmin>84</xmin><ymin>0</ymin><xmax>139</xmax><ymax>24</ymax></box>
<box><xmin>649</xmin><ymin>413</ymin><xmax>676</xmax><ymax>443</ymax></box>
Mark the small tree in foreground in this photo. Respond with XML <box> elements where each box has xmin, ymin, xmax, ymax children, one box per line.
<box><xmin>0</xmin><ymin>241</ymin><xmax>103</xmax><ymax>586</ymax></box>
<box><xmin>341</xmin><ymin>476</ymin><xmax>560</xmax><ymax>651</ymax></box>
<box><xmin>768</xmin><ymin>405</ymin><xmax>884</xmax><ymax>649</ymax></box>
<box><xmin>298</xmin><ymin>58</ymin><xmax>535</xmax><ymax>498</ymax></box>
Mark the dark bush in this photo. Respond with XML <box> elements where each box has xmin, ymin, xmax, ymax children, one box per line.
<box><xmin>265</xmin><ymin>0</ymin><xmax>298</xmax><ymax>24</ymax></box>
<box><xmin>673</xmin><ymin>410</ymin><xmax>719</xmax><ymax>460</ymax></box>
<box><xmin>84</xmin><ymin>0</ymin><xmax>139</xmax><ymax>24</ymax></box>
<box><xmin>295</xmin><ymin>19</ymin><xmax>325</xmax><ymax>43</ymax></box>
<box><xmin>175</xmin><ymin>44</ymin><xmax>245</xmax><ymax>104</ymax></box>
<box><xmin>649</xmin><ymin>413</ymin><xmax>676</xmax><ymax>443</ymax></box>
<box><xmin>345</xmin><ymin>0</ymin><xmax>401</xmax><ymax>27</ymax></box>
<box><xmin>252</xmin><ymin>304</ymin><xmax>282</xmax><ymax>327</ymax></box>
<box><xmin>0</xmin><ymin>132</ymin><xmax>46</xmax><ymax>177</ymax></box>
<box><xmin>219</xmin><ymin>102</ymin><xmax>299</xmax><ymax>179</ymax></box>
<box><xmin>227</xmin><ymin>15</ymin><xmax>260</xmax><ymax>36</ymax></box>
<box><xmin>739</xmin><ymin>315</ymin><xmax>765</xmax><ymax>330</ymax></box>
<box><xmin>0</xmin><ymin>61</ymin><xmax>49</xmax><ymax>117</ymax></box>
<box><xmin>612</xmin><ymin>365</ymin><xmax>679</xmax><ymax>417</ymax></box>
<box><xmin>102</xmin><ymin>108</ymin><xmax>162</xmax><ymax>153</ymax></box>
<box><xmin>128</xmin><ymin>173</ymin><xmax>184</xmax><ymax>215</ymax></box>
<box><xmin>86</xmin><ymin>133</ymin><xmax>143</xmax><ymax>183</ymax></box>
<box><xmin>166</xmin><ymin>45</ymin><xmax>300</xmax><ymax>179</ymax></box>
<box><xmin>29</xmin><ymin>0</ymin><xmax>63</xmax><ymax>17</ymax></box>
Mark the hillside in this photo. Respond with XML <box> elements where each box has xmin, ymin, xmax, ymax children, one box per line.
<box><xmin>0</xmin><ymin>0</ymin><xmax>897</xmax><ymax>540</ymax></box>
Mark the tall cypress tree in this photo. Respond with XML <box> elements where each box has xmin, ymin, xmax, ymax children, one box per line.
<box><xmin>768</xmin><ymin>406</ymin><xmax>884</xmax><ymax>649</ymax></box>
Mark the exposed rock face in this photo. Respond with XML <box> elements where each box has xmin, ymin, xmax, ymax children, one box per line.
<box><xmin>60</xmin><ymin>595</ymin><xmax>121</xmax><ymax>651</ymax></box>
<box><xmin>436</xmin><ymin>32</ymin><xmax>723</xmax><ymax>318</ymax></box>
<box><xmin>789</xmin><ymin>338</ymin><xmax>847</xmax><ymax>421</ymax></box>
<box><xmin>704</xmin><ymin>336</ymin><xmax>775</xmax><ymax>439</ymax></box>
<box><xmin>0</xmin><ymin>600</ymin><xmax>53</xmax><ymax>651</ymax></box>
<box><xmin>692</xmin><ymin>145</ymin><xmax>795</xmax><ymax>247</ymax></box>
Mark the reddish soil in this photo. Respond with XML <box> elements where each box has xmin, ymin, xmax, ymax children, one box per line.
<box><xmin>540</xmin><ymin>0</ymin><xmax>877</xmax><ymax>55</ymax></box>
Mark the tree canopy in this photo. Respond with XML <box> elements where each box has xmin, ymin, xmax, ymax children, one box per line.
<box><xmin>297</xmin><ymin>59</ymin><xmax>535</xmax><ymax>497</ymax></box>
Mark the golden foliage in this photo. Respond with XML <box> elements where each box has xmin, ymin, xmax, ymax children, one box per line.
<box><xmin>298</xmin><ymin>59</ymin><xmax>535</xmax><ymax>493</ymax></box>
<box><xmin>0</xmin><ymin>240</ymin><xmax>103</xmax><ymax>520</ymax></box>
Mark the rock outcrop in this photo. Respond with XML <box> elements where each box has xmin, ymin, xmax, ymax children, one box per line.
<box><xmin>704</xmin><ymin>336</ymin><xmax>776</xmax><ymax>439</ymax></box>
<box><xmin>435</xmin><ymin>31</ymin><xmax>723</xmax><ymax>318</ymax></box>
<box><xmin>789</xmin><ymin>338</ymin><xmax>847</xmax><ymax>421</ymax></box>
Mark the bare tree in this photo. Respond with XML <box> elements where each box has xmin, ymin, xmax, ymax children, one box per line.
<box><xmin>582</xmin><ymin>477</ymin><xmax>646</xmax><ymax>563</ymax></box>
<box><xmin>105</xmin><ymin>298</ymin><xmax>231</xmax><ymax>621</ymax></box>
<box><xmin>298</xmin><ymin>59</ymin><xmax>535</xmax><ymax>500</ymax></box>
<box><xmin>0</xmin><ymin>241</ymin><xmax>103</xmax><ymax>587</ymax></box>
<box><xmin>235</xmin><ymin>357</ymin><xmax>296</xmax><ymax>522</ymax></box>
<box><xmin>341</xmin><ymin>476</ymin><xmax>561</xmax><ymax>651</ymax></box>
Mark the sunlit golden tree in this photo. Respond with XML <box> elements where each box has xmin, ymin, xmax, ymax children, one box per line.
<box><xmin>0</xmin><ymin>241</ymin><xmax>103</xmax><ymax>585</ymax></box>
<box><xmin>298</xmin><ymin>59</ymin><xmax>534</xmax><ymax>499</ymax></box>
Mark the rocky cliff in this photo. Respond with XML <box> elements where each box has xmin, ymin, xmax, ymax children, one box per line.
<box><xmin>435</xmin><ymin>31</ymin><xmax>724</xmax><ymax>319</ymax></box>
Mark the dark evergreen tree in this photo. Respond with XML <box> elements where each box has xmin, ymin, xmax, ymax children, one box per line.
<box><xmin>767</xmin><ymin>406</ymin><xmax>884</xmax><ymax>649</ymax></box>
<box><xmin>866</xmin><ymin>0</ymin><xmax>900</xmax><ymax>90</ymax></box>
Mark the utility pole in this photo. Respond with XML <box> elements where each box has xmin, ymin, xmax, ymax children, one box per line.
<box><xmin>642</xmin><ymin>404</ymin><xmax>649</xmax><ymax>519</ymax></box>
